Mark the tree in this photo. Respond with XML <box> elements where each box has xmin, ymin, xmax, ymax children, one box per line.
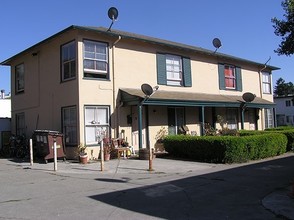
<box><xmin>274</xmin><ymin>77</ymin><xmax>294</xmax><ymax>96</ymax></box>
<box><xmin>272</xmin><ymin>0</ymin><xmax>294</xmax><ymax>56</ymax></box>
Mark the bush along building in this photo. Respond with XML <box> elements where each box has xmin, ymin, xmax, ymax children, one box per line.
<box><xmin>0</xmin><ymin>25</ymin><xmax>278</xmax><ymax>159</ymax></box>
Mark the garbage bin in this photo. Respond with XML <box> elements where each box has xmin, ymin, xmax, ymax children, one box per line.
<box><xmin>33</xmin><ymin>130</ymin><xmax>66</xmax><ymax>163</ymax></box>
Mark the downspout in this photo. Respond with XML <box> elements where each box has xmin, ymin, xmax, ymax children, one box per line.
<box><xmin>258</xmin><ymin>57</ymin><xmax>271</xmax><ymax>130</ymax></box>
<box><xmin>112</xmin><ymin>35</ymin><xmax>122</xmax><ymax>138</ymax></box>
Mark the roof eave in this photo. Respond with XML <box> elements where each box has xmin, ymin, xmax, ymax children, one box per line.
<box><xmin>1</xmin><ymin>25</ymin><xmax>280</xmax><ymax>71</ymax></box>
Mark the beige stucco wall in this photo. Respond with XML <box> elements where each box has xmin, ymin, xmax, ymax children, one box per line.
<box><xmin>10</xmin><ymin>31</ymin><xmax>79</xmax><ymax>136</ymax></box>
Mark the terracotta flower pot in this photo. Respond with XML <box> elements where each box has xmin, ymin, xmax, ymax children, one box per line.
<box><xmin>104</xmin><ymin>153</ymin><xmax>111</xmax><ymax>161</ymax></box>
<box><xmin>79</xmin><ymin>154</ymin><xmax>88</xmax><ymax>164</ymax></box>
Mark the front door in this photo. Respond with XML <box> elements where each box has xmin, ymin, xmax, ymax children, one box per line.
<box><xmin>168</xmin><ymin>107</ymin><xmax>185</xmax><ymax>135</ymax></box>
<box><xmin>131</xmin><ymin>106</ymin><xmax>146</xmax><ymax>149</ymax></box>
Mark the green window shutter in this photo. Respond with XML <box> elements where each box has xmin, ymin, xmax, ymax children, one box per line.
<box><xmin>156</xmin><ymin>53</ymin><xmax>167</xmax><ymax>85</ymax></box>
<box><xmin>182</xmin><ymin>57</ymin><xmax>192</xmax><ymax>87</ymax></box>
<box><xmin>235</xmin><ymin>67</ymin><xmax>242</xmax><ymax>91</ymax></box>
<box><xmin>218</xmin><ymin>63</ymin><xmax>225</xmax><ymax>90</ymax></box>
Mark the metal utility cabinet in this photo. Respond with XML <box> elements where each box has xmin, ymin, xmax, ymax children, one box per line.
<box><xmin>33</xmin><ymin>130</ymin><xmax>66</xmax><ymax>163</ymax></box>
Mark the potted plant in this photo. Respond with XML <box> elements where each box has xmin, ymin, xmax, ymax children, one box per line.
<box><xmin>78</xmin><ymin>143</ymin><xmax>88</xmax><ymax>164</ymax></box>
<box><xmin>101</xmin><ymin>137</ymin><xmax>112</xmax><ymax>161</ymax></box>
<box><xmin>154</xmin><ymin>127</ymin><xmax>167</xmax><ymax>152</ymax></box>
<box><xmin>103</xmin><ymin>145</ymin><xmax>112</xmax><ymax>161</ymax></box>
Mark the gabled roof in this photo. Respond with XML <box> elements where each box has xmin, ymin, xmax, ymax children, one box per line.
<box><xmin>1</xmin><ymin>25</ymin><xmax>280</xmax><ymax>71</ymax></box>
<box><xmin>120</xmin><ymin>88</ymin><xmax>275</xmax><ymax>108</ymax></box>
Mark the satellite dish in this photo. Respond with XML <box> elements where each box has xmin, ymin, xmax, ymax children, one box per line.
<box><xmin>108</xmin><ymin>7</ymin><xmax>118</xmax><ymax>20</ymax></box>
<box><xmin>141</xmin><ymin>83</ymin><xmax>153</xmax><ymax>97</ymax></box>
<box><xmin>212</xmin><ymin>38</ymin><xmax>222</xmax><ymax>53</ymax></box>
<box><xmin>242</xmin><ymin>92</ymin><xmax>256</xmax><ymax>103</ymax></box>
<box><xmin>107</xmin><ymin>7</ymin><xmax>119</xmax><ymax>32</ymax></box>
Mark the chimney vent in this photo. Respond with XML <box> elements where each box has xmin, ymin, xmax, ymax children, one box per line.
<box><xmin>1</xmin><ymin>90</ymin><xmax>5</xmax><ymax>99</ymax></box>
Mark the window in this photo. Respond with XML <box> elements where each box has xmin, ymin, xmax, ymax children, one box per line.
<box><xmin>286</xmin><ymin>115</ymin><xmax>291</xmax><ymax>124</ymax></box>
<box><xmin>157</xmin><ymin>53</ymin><xmax>192</xmax><ymax>87</ymax></box>
<box><xmin>83</xmin><ymin>40</ymin><xmax>108</xmax><ymax>79</ymax></box>
<box><xmin>262</xmin><ymin>72</ymin><xmax>271</xmax><ymax>94</ymax></box>
<box><xmin>226</xmin><ymin>108</ymin><xmax>238</xmax><ymax>129</ymax></box>
<box><xmin>15</xmin><ymin>63</ymin><xmax>24</xmax><ymax>93</ymax></box>
<box><xmin>276</xmin><ymin>114</ymin><xmax>285</xmax><ymax>126</ymax></box>
<box><xmin>61</xmin><ymin>41</ymin><xmax>76</xmax><ymax>81</ymax></box>
<box><xmin>62</xmin><ymin>106</ymin><xmax>77</xmax><ymax>145</ymax></box>
<box><xmin>286</xmin><ymin>100</ymin><xmax>291</xmax><ymax>107</ymax></box>
<box><xmin>84</xmin><ymin>106</ymin><xmax>110</xmax><ymax>145</ymax></box>
<box><xmin>224</xmin><ymin>65</ymin><xmax>236</xmax><ymax>89</ymax></box>
<box><xmin>218</xmin><ymin>63</ymin><xmax>242</xmax><ymax>91</ymax></box>
<box><xmin>168</xmin><ymin>107</ymin><xmax>185</xmax><ymax>135</ymax></box>
<box><xmin>16</xmin><ymin>113</ymin><xmax>25</xmax><ymax>135</ymax></box>
<box><xmin>166</xmin><ymin>55</ymin><xmax>182</xmax><ymax>86</ymax></box>
<box><xmin>265</xmin><ymin>108</ymin><xmax>274</xmax><ymax>128</ymax></box>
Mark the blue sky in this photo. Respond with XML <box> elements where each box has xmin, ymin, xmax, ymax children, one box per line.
<box><xmin>0</xmin><ymin>0</ymin><xmax>293</xmax><ymax>94</ymax></box>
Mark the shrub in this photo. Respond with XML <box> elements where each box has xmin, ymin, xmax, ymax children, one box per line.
<box><xmin>240</xmin><ymin>128</ymin><xmax>294</xmax><ymax>151</ymax></box>
<box><xmin>163</xmin><ymin>133</ymin><xmax>287</xmax><ymax>164</ymax></box>
<box><xmin>265</xmin><ymin>126</ymin><xmax>294</xmax><ymax>131</ymax></box>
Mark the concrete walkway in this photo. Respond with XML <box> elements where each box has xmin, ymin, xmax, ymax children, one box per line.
<box><xmin>0</xmin><ymin>152</ymin><xmax>294</xmax><ymax>219</ymax></box>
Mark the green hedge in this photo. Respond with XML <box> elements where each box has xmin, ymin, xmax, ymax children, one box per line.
<box><xmin>163</xmin><ymin>133</ymin><xmax>287</xmax><ymax>163</ymax></box>
<box><xmin>239</xmin><ymin>128</ymin><xmax>294</xmax><ymax>151</ymax></box>
<box><xmin>265</xmin><ymin>126</ymin><xmax>294</xmax><ymax>131</ymax></box>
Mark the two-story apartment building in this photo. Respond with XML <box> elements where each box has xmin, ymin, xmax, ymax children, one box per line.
<box><xmin>1</xmin><ymin>25</ymin><xmax>278</xmax><ymax>158</ymax></box>
<box><xmin>274</xmin><ymin>95</ymin><xmax>294</xmax><ymax>126</ymax></box>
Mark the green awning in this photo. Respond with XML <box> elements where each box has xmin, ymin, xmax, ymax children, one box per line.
<box><xmin>119</xmin><ymin>88</ymin><xmax>275</xmax><ymax>108</ymax></box>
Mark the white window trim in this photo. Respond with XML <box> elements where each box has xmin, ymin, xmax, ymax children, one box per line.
<box><xmin>84</xmin><ymin>106</ymin><xmax>110</xmax><ymax>145</ymax></box>
<box><xmin>166</xmin><ymin>54</ymin><xmax>183</xmax><ymax>86</ymax></box>
<box><xmin>262</xmin><ymin>72</ymin><xmax>271</xmax><ymax>94</ymax></box>
<box><xmin>83</xmin><ymin>40</ymin><xmax>108</xmax><ymax>76</ymax></box>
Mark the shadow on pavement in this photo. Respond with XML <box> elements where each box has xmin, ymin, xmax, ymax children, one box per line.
<box><xmin>89</xmin><ymin>155</ymin><xmax>294</xmax><ymax>219</ymax></box>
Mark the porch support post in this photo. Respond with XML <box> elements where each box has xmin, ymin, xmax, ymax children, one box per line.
<box><xmin>241</xmin><ymin>109</ymin><xmax>245</xmax><ymax>130</ymax></box>
<box><xmin>201</xmin><ymin>106</ymin><xmax>205</xmax><ymax>135</ymax></box>
<box><xmin>273</xmin><ymin>107</ymin><xmax>276</xmax><ymax>127</ymax></box>
<box><xmin>138</xmin><ymin>104</ymin><xmax>143</xmax><ymax>149</ymax></box>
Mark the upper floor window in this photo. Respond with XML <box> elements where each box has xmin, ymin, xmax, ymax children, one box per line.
<box><xmin>286</xmin><ymin>100</ymin><xmax>291</xmax><ymax>107</ymax></box>
<box><xmin>62</xmin><ymin>106</ymin><xmax>77</xmax><ymax>145</ymax></box>
<box><xmin>61</xmin><ymin>41</ymin><xmax>76</xmax><ymax>81</ymax></box>
<box><xmin>15</xmin><ymin>63</ymin><xmax>24</xmax><ymax>93</ymax></box>
<box><xmin>224</xmin><ymin>65</ymin><xmax>236</xmax><ymax>89</ymax></box>
<box><xmin>83</xmin><ymin>40</ymin><xmax>109</xmax><ymax>79</ymax></box>
<box><xmin>218</xmin><ymin>63</ymin><xmax>242</xmax><ymax>91</ymax></box>
<box><xmin>262</xmin><ymin>72</ymin><xmax>271</xmax><ymax>94</ymax></box>
<box><xmin>157</xmin><ymin>53</ymin><xmax>192</xmax><ymax>87</ymax></box>
<box><xmin>166</xmin><ymin>55</ymin><xmax>182</xmax><ymax>86</ymax></box>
